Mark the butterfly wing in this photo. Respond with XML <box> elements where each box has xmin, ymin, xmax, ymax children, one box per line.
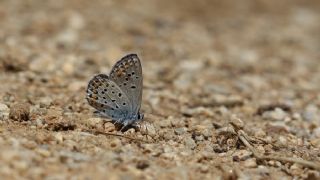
<box><xmin>86</xmin><ymin>74</ymin><xmax>132</xmax><ymax>120</ymax></box>
<box><xmin>109</xmin><ymin>54</ymin><xmax>143</xmax><ymax>117</ymax></box>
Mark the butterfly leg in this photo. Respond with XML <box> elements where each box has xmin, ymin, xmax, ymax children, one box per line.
<box><xmin>119</xmin><ymin>125</ymin><xmax>128</xmax><ymax>132</ymax></box>
<box><xmin>112</xmin><ymin>119</ymin><xmax>122</xmax><ymax>131</ymax></box>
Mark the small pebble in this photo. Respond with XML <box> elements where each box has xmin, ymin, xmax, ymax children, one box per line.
<box><xmin>36</xmin><ymin>148</ymin><xmax>51</xmax><ymax>157</ymax></box>
<box><xmin>302</xmin><ymin>104</ymin><xmax>319</xmax><ymax>122</ymax></box>
<box><xmin>139</xmin><ymin>123</ymin><xmax>157</xmax><ymax>137</ymax></box>
<box><xmin>254</xmin><ymin>129</ymin><xmax>266</xmax><ymax>137</ymax></box>
<box><xmin>54</xmin><ymin>132</ymin><xmax>64</xmax><ymax>143</ymax></box>
<box><xmin>278</xmin><ymin>136</ymin><xmax>288</xmax><ymax>146</ymax></box>
<box><xmin>104</xmin><ymin>122</ymin><xmax>116</xmax><ymax>132</ymax></box>
<box><xmin>86</xmin><ymin>117</ymin><xmax>104</xmax><ymax>128</ymax></box>
<box><xmin>184</xmin><ymin>136</ymin><xmax>197</xmax><ymax>150</ymax></box>
<box><xmin>312</xmin><ymin>127</ymin><xmax>320</xmax><ymax>138</ymax></box>
<box><xmin>195</xmin><ymin>135</ymin><xmax>204</xmax><ymax>142</ymax></box>
<box><xmin>9</xmin><ymin>103</ymin><xmax>30</xmax><ymax>121</ymax></box>
<box><xmin>243</xmin><ymin>158</ymin><xmax>257</xmax><ymax>168</ymax></box>
<box><xmin>39</xmin><ymin>97</ymin><xmax>52</xmax><ymax>108</ymax></box>
<box><xmin>232</xmin><ymin>150</ymin><xmax>252</xmax><ymax>161</ymax></box>
<box><xmin>0</xmin><ymin>103</ymin><xmax>10</xmax><ymax>120</ymax></box>
<box><xmin>310</xmin><ymin>138</ymin><xmax>320</xmax><ymax>148</ymax></box>
<box><xmin>36</xmin><ymin>118</ymin><xmax>44</xmax><ymax>127</ymax></box>
<box><xmin>174</xmin><ymin>127</ymin><xmax>187</xmax><ymax>135</ymax></box>
<box><xmin>158</xmin><ymin>118</ymin><xmax>172</xmax><ymax>128</ymax></box>
<box><xmin>262</xmin><ymin>108</ymin><xmax>287</xmax><ymax>121</ymax></box>
<box><xmin>230</xmin><ymin>115</ymin><xmax>244</xmax><ymax>129</ymax></box>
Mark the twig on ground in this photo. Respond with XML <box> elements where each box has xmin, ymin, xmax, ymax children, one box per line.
<box><xmin>82</xmin><ymin>129</ymin><xmax>149</xmax><ymax>143</ymax></box>
<box><xmin>237</xmin><ymin>130</ymin><xmax>320</xmax><ymax>171</ymax></box>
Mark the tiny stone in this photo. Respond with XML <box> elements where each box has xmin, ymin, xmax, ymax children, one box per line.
<box><xmin>36</xmin><ymin>118</ymin><xmax>44</xmax><ymax>127</ymax></box>
<box><xmin>9</xmin><ymin>103</ymin><xmax>30</xmax><ymax>121</ymax></box>
<box><xmin>139</xmin><ymin>123</ymin><xmax>157</xmax><ymax>137</ymax></box>
<box><xmin>62</xmin><ymin>60</ymin><xmax>75</xmax><ymax>75</ymax></box>
<box><xmin>310</xmin><ymin>138</ymin><xmax>320</xmax><ymax>148</ymax></box>
<box><xmin>278</xmin><ymin>136</ymin><xmax>287</xmax><ymax>146</ymax></box>
<box><xmin>290</xmin><ymin>163</ymin><xmax>304</xmax><ymax>175</ymax></box>
<box><xmin>158</xmin><ymin>118</ymin><xmax>172</xmax><ymax>128</ymax></box>
<box><xmin>175</xmin><ymin>127</ymin><xmax>187</xmax><ymax>135</ymax></box>
<box><xmin>68</xmin><ymin>81</ymin><xmax>85</xmax><ymax>91</ymax></box>
<box><xmin>110</xmin><ymin>139</ymin><xmax>122</xmax><ymax>149</ymax></box>
<box><xmin>193</xmin><ymin>125</ymin><xmax>206</xmax><ymax>133</ymax></box>
<box><xmin>302</xmin><ymin>104</ymin><xmax>319</xmax><ymax>122</ymax></box>
<box><xmin>243</xmin><ymin>158</ymin><xmax>257</xmax><ymax>168</ymax></box>
<box><xmin>312</xmin><ymin>127</ymin><xmax>320</xmax><ymax>138</ymax></box>
<box><xmin>233</xmin><ymin>150</ymin><xmax>252</xmax><ymax>161</ymax></box>
<box><xmin>39</xmin><ymin>97</ymin><xmax>52</xmax><ymax>108</ymax></box>
<box><xmin>12</xmin><ymin>160</ymin><xmax>28</xmax><ymax>171</ymax></box>
<box><xmin>184</xmin><ymin>136</ymin><xmax>197</xmax><ymax>150</ymax></box>
<box><xmin>199</xmin><ymin>164</ymin><xmax>209</xmax><ymax>173</ymax></box>
<box><xmin>262</xmin><ymin>108</ymin><xmax>287</xmax><ymax>121</ymax></box>
<box><xmin>195</xmin><ymin>135</ymin><xmax>204</xmax><ymax>142</ymax></box>
<box><xmin>22</xmin><ymin>140</ymin><xmax>37</xmax><ymax>149</ymax></box>
<box><xmin>268</xmin><ymin>160</ymin><xmax>276</xmax><ymax>166</ymax></box>
<box><xmin>86</xmin><ymin>117</ymin><xmax>103</xmax><ymax>128</ymax></box>
<box><xmin>230</xmin><ymin>115</ymin><xmax>244</xmax><ymax>129</ymax></box>
<box><xmin>275</xmin><ymin>161</ymin><xmax>282</xmax><ymax>167</ymax></box>
<box><xmin>256</xmin><ymin>145</ymin><xmax>265</xmax><ymax>154</ymax></box>
<box><xmin>54</xmin><ymin>132</ymin><xmax>64</xmax><ymax>143</ymax></box>
<box><xmin>0</xmin><ymin>103</ymin><xmax>9</xmax><ymax>120</ymax></box>
<box><xmin>36</xmin><ymin>148</ymin><xmax>51</xmax><ymax>157</ymax></box>
<box><xmin>218</xmin><ymin>106</ymin><xmax>229</xmax><ymax>115</ymax></box>
<box><xmin>59</xmin><ymin>151</ymin><xmax>90</xmax><ymax>162</ymax></box>
<box><xmin>254</xmin><ymin>129</ymin><xmax>266</xmax><ymax>137</ymax></box>
<box><xmin>104</xmin><ymin>122</ymin><xmax>116</xmax><ymax>132</ymax></box>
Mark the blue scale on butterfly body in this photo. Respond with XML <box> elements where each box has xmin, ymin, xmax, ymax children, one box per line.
<box><xmin>86</xmin><ymin>54</ymin><xmax>144</xmax><ymax>127</ymax></box>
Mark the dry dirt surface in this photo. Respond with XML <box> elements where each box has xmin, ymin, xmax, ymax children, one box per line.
<box><xmin>0</xmin><ymin>0</ymin><xmax>320</xmax><ymax>179</ymax></box>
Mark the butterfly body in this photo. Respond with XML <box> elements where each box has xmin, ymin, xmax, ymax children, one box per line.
<box><xmin>86</xmin><ymin>54</ymin><xmax>143</xmax><ymax>127</ymax></box>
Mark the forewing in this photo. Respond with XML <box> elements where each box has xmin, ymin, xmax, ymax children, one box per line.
<box><xmin>109</xmin><ymin>54</ymin><xmax>143</xmax><ymax>116</ymax></box>
<box><xmin>86</xmin><ymin>74</ymin><xmax>132</xmax><ymax>120</ymax></box>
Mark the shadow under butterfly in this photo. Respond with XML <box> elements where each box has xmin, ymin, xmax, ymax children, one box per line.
<box><xmin>86</xmin><ymin>54</ymin><xmax>144</xmax><ymax>131</ymax></box>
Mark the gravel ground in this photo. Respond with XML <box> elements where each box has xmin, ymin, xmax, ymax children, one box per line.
<box><xmin>0</xmin><ymin>0</ymin><xmax>320</xmax><ymax>179</ymax></box>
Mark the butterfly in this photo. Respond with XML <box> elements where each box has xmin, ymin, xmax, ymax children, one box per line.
<box><xmin>86</xmin><ymin>54</ymin><xmax>144</xmax><ymax>129</ymax></box>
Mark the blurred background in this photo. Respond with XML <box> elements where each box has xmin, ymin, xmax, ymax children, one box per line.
<box><xmin>0</xmin><ymin>0</ymin><xmax>320</xmax><ymax>179</ymax></box>
<box><xmin>1</xmin><ymin>0</ymin><xmax>319</xmax><ymax>116</ymax></box>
